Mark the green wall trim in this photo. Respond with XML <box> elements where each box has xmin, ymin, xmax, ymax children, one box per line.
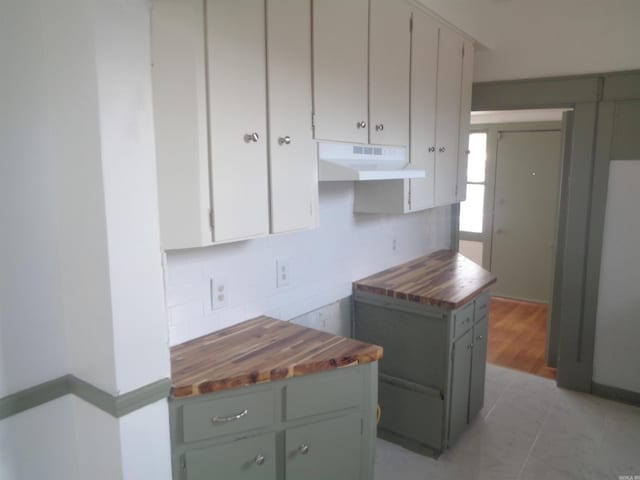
<box><xmin>472</xmin><ymin>76</ymin><xmax>601</xmax><ymax>110</ymax></box>
<box><xmin>602</xmin><ymin>72</ymin><xmax>640</xmax><ymax>101</ymax></box>
<box><xmin>71</xmin><ymin>376</ymin><xmax>171</xmax><ymax>417</ymax></box>
<box><xmin>592</xmin><ymin>382</ymin><xmax>640</xmax><ymax>408</ymax></box>
<box><xmin>0</xmin><ymin>375</ymin><xmax>170</xmax><ymax>421</ymax></box>
<box><xmin>0</xmin><ymin>375</ymin><xmax>72</xmax><ymax>421</ymax></box>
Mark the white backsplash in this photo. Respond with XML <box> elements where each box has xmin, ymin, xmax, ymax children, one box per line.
<box><xmin>165</xmin><ymin>182</ymin><xmax>451</xmax><ymax>346</ymax></box>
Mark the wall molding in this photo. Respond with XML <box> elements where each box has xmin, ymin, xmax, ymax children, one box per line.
<box><xmin>0</xmin><ymin>375</ymin><xmax>170</xmax><ymax>421</ymax></box>
<box><xmin>592</xmin><ymin>382</ymin><xmax>640</xmax><ymax>408</ymax></box>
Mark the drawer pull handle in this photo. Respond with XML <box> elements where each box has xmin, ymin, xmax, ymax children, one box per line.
<box><xmin>254</xmin><ymin>454</ymin><xmax>265</xmax><ymax>466</ymax></box>
<box><xmin>211</xmin><ymin>409</ymin><xmax>248</xmax><ymax>424</ymax></box>
<box><xmin>298</xmin><ymin>444</ymin><xmax>309</xmax><ymax>455</ymax></box>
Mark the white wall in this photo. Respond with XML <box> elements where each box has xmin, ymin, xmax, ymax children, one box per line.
<box><xmin>92</xmin><ymin>0</ymin><xmax>170</xmax><ymax>396</ymax></box>
<box><xmin>0</xmin><ymin>0</ymin><xmax>72</xmax><ymax>399</ymax></box>
<box><xmin>417</xmin><ymin>0</ymin><xmax>640</xmax><ymax>81</ymax></box>
<box><xmin>593</xmin><ymin>161</ymin><xmax>640</xmax><ymax>394</ymax></box>
<box><xmin>1</xmin><ymin>1</ymin><xmax>171</xmax><ymax>478</ymax></box>
<box><xmin>167</xmin><ymin>182</ymin><xmax>451</xmax><ymax>345</ymax></box>
<box><xmin>0</xmin><ymin>397</ymin><xmax>77</xmax><ymax>480</ymax></box>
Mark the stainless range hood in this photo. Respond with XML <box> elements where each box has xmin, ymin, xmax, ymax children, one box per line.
<box><xmin>318</xmin><ymin>142</ymin><xmax>425</xmax><ymax>181</ymax></box>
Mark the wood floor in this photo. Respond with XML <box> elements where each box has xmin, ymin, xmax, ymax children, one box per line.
<box><xmin>487</xmin><ymin>296</ymin><xmax>556</xmax><ymax>380</ymax></box>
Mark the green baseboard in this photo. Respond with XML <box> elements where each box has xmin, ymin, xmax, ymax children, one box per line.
<box><xmin>592</xmin><ymin>381</ymin><xmax>640</xmax><ymax>407</ymax></box>
<box><xmin>0</xmin><ymin>375</ymin><xmax>170</xmax><ymax>421</ymax></box>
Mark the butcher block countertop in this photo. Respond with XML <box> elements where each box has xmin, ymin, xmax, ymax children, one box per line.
<box><xmin>170</xmin><ymin>316</ymin><xmax>383</xmax><ymax>399</ymax></box>
<box><xmin>353</xmin><ymin>250</ymin><xmax>496</xmax><ymax>310</ymax></box>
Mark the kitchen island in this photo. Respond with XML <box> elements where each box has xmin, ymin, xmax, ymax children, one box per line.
<box><xmin>169</xmin><ymin>316</ymin><xmax>383</xmax><ymax>480</ymax></box>
<box><xmin>353</xmin><ymin>250</ymin><xmax>496</xmax><ymax>456</ymax></box>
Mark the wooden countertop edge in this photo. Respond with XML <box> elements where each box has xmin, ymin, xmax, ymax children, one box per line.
<box><xmin>170</xmin><ymin>346</ymin><xmax>383</xmax><ymax>399</ymax></box>
<box><xmin>353</xmin><ymin>275</ymin><xmax>497</xmax><ymax>309</ymax></box>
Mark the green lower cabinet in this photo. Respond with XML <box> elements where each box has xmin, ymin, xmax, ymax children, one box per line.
<box><xmin>285</xmin><ymin>413</ymin><xmax>361</xmax><ymax>480</ymax></box>
<box><xmin>448</xmin><ymin>328</ymin><xmax>473</xmax><ymax>445</ymax></box>
<box><xmin>185</xmin><ymin>432</ymin><xmax>276</xmax><ymax>480</ymax></box>
<box><xmin>354</xmin><ymin>289</ymin><xmax>489</xmax><ymax>456</ymax></box>
<box><xmin>469</xmin><ymin>316</ymin><xmax>488</xmax><ymax>421</ymax></box>
<box><xmin>169</xmin><ymin>363</ymin><xmax>378</xmax><ymax>480</ymax></box>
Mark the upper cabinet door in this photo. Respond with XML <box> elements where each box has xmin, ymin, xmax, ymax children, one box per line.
<box><xmin>152</xmin><ymin>0</ymin><xmax>211</xmax><ymax>250</ymax></box>
<box><xmin>457</xmin><ymin>40</ymin><xmax>475</xmax><ymax>203</ymax></box>
<box><xmin>408</xmin><ymin>10</ymin><xmax>439</xmax><ymax>211</ymax></box>
<box><xmin>313</xmin><ymin>0</ymin><xmax>369</xmax><ymax>144</ymax></box>
<box><xmin>266</xmin><ymin>0</ymin><xmax>318</xmax><ymax>234</ymax></box>
<box><xmin>369</xmin><ymin>0</ymin><xmax>411</xmax><ymax>147</ymax></box>
<box><xmin>434</xmin><ymin>26</ymin><xmax>463</xmax><ymax>206</ymax></box>
<box><xmin>206</xmin><ymin>0</ymin><xmax>270</xmax><ymax>242</ymax></box>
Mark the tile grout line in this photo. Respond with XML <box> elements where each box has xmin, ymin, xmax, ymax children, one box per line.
<box><xmin>514</xmin><ymin>392</ymin><xmax>556</xmax><ymax>480</ymax></box>
<box><xmin>483</xmin><ymin>369</ymin><xmax>518</xmax><ymax>421</ymax></box>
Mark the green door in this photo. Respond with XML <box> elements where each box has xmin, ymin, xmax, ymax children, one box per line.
<box><xmin>285</xmin><ymin>413</ymin><xmax>361</xmax><ymax>480</ymax></box>
<box><xmin>448</xmin><ymin>328</ymin><xmax>472</xmax><ymax>446</ymax></box>
<box><xmin>491</xmin><ymin>130</ymin><xmax>562</xmax><ymax>302</ymax></box>
<box><xmin>468</xmin><ymin>316</ymin><xmax>488</xmax><ymax>422</ymax></box>
<box><xmin>185</xmin><ymin>432</ymin><xmax>276</xmax><ymax>480</ymax></box>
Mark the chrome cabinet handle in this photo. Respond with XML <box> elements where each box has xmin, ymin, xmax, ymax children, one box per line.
<box><xmin>278</xmin><ymin>135</ymin><xmax>292</xmax><ymax>145</ymax></box>
<box><xmin>357</xmin><ymin>121</ymin><xmax>367</xmax><ymax>129</ymax></box>
<box><xmin>298</xmin><ymin>444</ymin><xmax>309</xmax><ymax>455</ymax></box>
<box><xmin>428</xmin><ymin>146</ymin><xmax>435</xmax><ymax>153</ymax></box>
<box><xmin>439</xmin><ymin>147</ymin><xmax>446</xmax><ymax>153</ymax></box>
<box><xmin>375</xmin><ymin>123</ymin><xmax>384</xmax><ymax>132</ymax></box>
<box><xmin>211</xmin><ymin>409</ymin><xmax>248</xmax><ymax>424</ymax></box>
<box><xmin>254</xmin><ymin>454</ymin><xmax>265</xmax><ymax>466</ymax></box>
<box><xmin>244</xmin><ymin>132</ymin><xmax>259</xmax><ymax>143</ymax></box>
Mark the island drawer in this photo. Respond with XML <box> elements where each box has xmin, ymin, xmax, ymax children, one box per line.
<box><xmin>181</xmin><ymin>389</ymin><xmax>275</xmax><ymax>443</ymax></box>
<box><xmin>285</xmin><ymin>367</ymin><xmax>363</xmax><ymax>420</ymax></box>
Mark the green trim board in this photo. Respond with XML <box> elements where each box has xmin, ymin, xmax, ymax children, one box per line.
<box><xmin>0</xmin><ymin>375</ymin><xmax>72</xmax><ymax>421</ymax></box>
<box><xmin>592</xmin><ymin>382</ymin><xmax>640</xmax><ymax>408</ymax></box>
<box><xmin>472</xmin><ymin>76</ymin><xmax>601</xmax><ymax>111</ymax></box>
<box><xmin>602</xmin><ymin>71</ymin><xmax>640</xmax><ymax>101</ymax></box>
<box><xmin>0</xmin><ymin>375</ymin><xmax>171</xmax><ymax>421</ymax></box>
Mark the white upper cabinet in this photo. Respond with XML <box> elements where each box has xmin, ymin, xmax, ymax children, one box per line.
<box><xmin>207</xmin><ymin>0</ymin><xmax>270</xmax><ymax>242</ymax></box>
<box><xmin>434</xmin><ymin>26</ymin><xmax>464</xmax><ymax>206</ymax></box>
<box><xmin>152</xmin><ymin>0</ymin><xmax>318</xmax><ymax>249</ymax></box>
<box><xmin>152</xmin><ymin>0</ymin><xmax>211</xmax><ymax>250</ymax></box>
<box><xmin>457</xmin><ymin>40</ymin><xmax>475</xmax><ymax>203</ymax></box>
<box><xmin>408</xmin><ymin>10</ymin><xmax>439</xmax><ymax>212</ymax></box>
<box><xmin>312</xmin><ymin>0</ymin><xmax>369</xmax><ymax>144</ymax></box>
<box><xmin>369</xmin><ymin>0</ymin><xmax>411</xmax><ymax>147</ymax></box>
<box><xmin>266</xmin><ymin>0</ymin><xmax>318</xmax><ymax>234</ymax></box>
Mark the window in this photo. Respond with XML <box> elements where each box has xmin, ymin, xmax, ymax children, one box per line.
<box><xmin>459</xmin><ymin>133</ymin><xmax>487</xmax><ymax>233</ymax></box>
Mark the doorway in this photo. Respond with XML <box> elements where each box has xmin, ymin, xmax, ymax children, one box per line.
<box><xmin>458</xmin><ymin>109</ymin><xmax>568</xmax><ymax>379</ymax></box>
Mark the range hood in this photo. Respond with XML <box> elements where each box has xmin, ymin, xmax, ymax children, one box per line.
<box><xmin>318</xmin><ymin>142</ymin><xmax>426</xmax><ymax>181</ymax></box>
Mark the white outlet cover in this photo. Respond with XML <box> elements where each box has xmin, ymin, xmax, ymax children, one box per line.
<box><xmin>210</xmin><ymin>277</ymin><xmax>227</xmax><ymax>310</ymax></box>
<box><xmin>276</xmin><ymin>259</ymin><xmax>290</xmax><ymax>288</ymax></box>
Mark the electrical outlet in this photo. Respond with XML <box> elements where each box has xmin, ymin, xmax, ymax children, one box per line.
<box><xmin>392</xmin><ymin>238</ymin><xmax>397</xmax><ymax>251</ymax></box>
<box><xmin>210</xmin><ymin>278</ymin><xmax>227</xmax><ymax>310</ymax></box>
<box><xmin>276</xmin><ymin>259</ymin><xmax>290</xmax><ymax>288</ymax></box>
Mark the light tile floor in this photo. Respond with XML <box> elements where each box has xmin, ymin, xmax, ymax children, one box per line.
<box><xmin>375</xmin><ymin>364</ymin><xmax>640</xmax><ymax>480</ymax></box>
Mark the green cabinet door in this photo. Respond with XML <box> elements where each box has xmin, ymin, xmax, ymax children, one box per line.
<box><xmin>185</xmin><ymin>432</ymin><xmax>276</xmax><ymax>480</ymax></box>
<box><xmin>469</xmin><ymin>316</ymin><xmax>488</xmax><ymax>422</ymax></box>
<box><xmin>285</xmin><ymin>413</ymin><xmax>361</xmax><ymax>480</ymax></box>
<box><xmin>448</xmin><ymin>328</ymin><xmax>472</xmax><ymax>446</ymax></box>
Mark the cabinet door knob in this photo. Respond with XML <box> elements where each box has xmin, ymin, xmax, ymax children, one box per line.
<box><xmin>278</xmin><ymin>135</ymin><xmax>292</xmax><ymax>145</ymax></box>
<box><xmin>465</xmin><ymin>149</ymin><xmax>471</xmax><ymax>155</ymax></box>
<box><xmin>476</xmin><ymin>335</ymin><xmax>483</xmax><ymax>341</ymax></box>
<box><xmin>357</xmin><ymin>121</ymin><xmax>367</xmax><ymax>129</ymax></box>
<box><xmin>428</xmin><ymin>146</ymin><xmax>435</xmax><ymax>153</ymax></box>
<box><xmin>439</xmin><ymin>147</ymin><xmax>446</xmax><ymax>153</ymax></box>
<box><xmin>375</xmin><ymin>123</ymin><xmax>384</xmax><ymax>132</ymax></box>
<box><xmin>298</xmin><ymin>444</ymin><xmax>309</xmax><ymax>455</ymax></box>
<box><xmin>244</xmin><ymin>132</ymin><xmax>260</xmax><ymax>143</ymax></box>
<box><xmin>254</xmin><ymin>454</ymin><xmax>265</xmax><ymax>466</ymax></box>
